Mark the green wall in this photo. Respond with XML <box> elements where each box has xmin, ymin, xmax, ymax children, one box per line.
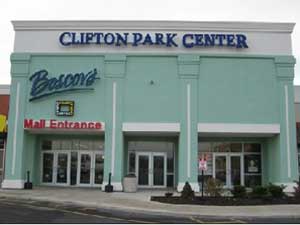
<box><xmin>4</xmin><ymin>53</ymin><xmax>298</xmax><ymax>191</ymax></box>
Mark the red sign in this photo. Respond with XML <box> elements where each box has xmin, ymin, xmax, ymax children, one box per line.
<box><xmin>24</xmin><ymin>119</ymin><xmax>103</xmax><ymax>130</ymax></box>
<box><xmin>199</xmin><ymin>159</ymin><xmax>207</xmax><ymax>171</ymax></box>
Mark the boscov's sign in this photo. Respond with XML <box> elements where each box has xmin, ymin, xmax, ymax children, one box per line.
<box><xmin>59</xmin><ymin>32</ymin><xmax>248</xmax><ymax>49</ymax></box>
<box><xmin>24</xmin><ymin>119</ymin><xmax>104</xmax><ymax>130</ymax></box>
<box><xmin>29</xmin><ymin>68</ymin><xmax>99</xmax><ymax>101</ymax></box>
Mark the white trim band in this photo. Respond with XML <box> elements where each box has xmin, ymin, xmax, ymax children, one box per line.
<box><xmin>198</xmin><ymin>123</ymin><xmax>280</xmax><ymax>136</ymax></box>
<box><xmin>285</xmin><ymin>85</ymin><xmax>291</xmax><ymax>178</ymax></box>
<box><xmin>122</xmin><ymin>123</ymin><xmax>180</xmax><ymax>133</ymax></box>
<box><xmin>187</xmin><ymin>84</ymin><xmax>191</xmax><ymax>178</ymax></box>
<box><xmin>2</xmin><ymin>179</ymin><xmax>25</xmax><ymax>189</ymax></box>
<box><xmin>111</xmin><ymin>82</ymin><xmax>116</xmax><ymax>177</ymax></box>
<box><xmin>12</xmin><ymin>82</ymin><xmax>20</xmax><ymax>175</ymax></box>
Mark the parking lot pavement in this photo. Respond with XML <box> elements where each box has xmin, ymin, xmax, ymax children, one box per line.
<box><xmin>1</xmin><ymin>196</ymin><xmax>300</xmax><ymax>224</ymax></box>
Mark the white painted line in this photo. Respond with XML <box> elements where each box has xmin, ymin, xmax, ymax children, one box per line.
<box><xmin>285</xmin><ymin>85</ymin><xmax>291</xmax><ymax>178</ymax></box>
<box><xmin>12</xmin><ymin>82</ymin><xmax>20</xmax><ymax>175</ymax></box>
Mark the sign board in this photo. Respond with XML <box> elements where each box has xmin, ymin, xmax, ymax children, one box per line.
<box><xmin>29</xmin><ymin>68</ymin><xmax>100</xmax><ymax>101</ymax></box>
<box><xmin>59</xmin><ymin>32</ymin><xmax>249</xmax><ymax>49</ymax></box>
<box><xmin>24</xmin><ymin>119</ymin><xmax>104</xmax><ymax>131</ymax></box>
<box><xmin>199</xmin><ymin>158</ymin><xmax>207</xmax><ymax>171</ymax></box>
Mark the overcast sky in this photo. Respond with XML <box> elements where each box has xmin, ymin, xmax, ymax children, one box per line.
<box><xmin>1</xmin><ymin>0</ymin><xmax>300</xmax><ymax>84</ymax></box>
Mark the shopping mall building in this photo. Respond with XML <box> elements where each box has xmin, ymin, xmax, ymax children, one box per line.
<box><xmin>2</xmin><ymin>21</ymin><xmax>299</xmax><ymax>192</ymax></box>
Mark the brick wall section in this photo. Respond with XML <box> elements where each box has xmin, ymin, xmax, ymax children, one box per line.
<box><xmin>0</xmin><ymin>95</ymin><xmax>9</xmax><ymax>116</ymax></box>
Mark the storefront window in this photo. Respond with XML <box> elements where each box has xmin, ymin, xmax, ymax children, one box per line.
<box><xmin>61</xmin><ymin>140</ymin><xmax>72</xmax><ymax>149</ymax></box>
<box><xmin>41</xmin><ymin>140</ymin><xmax>52</xmax><ymax>150</ymax></box>
<box><xmin>212</xmin><ymin>142</ymin><xmax>231</xmax><ymax>152</ymax></box>
<box><xmin>244</xmin><ymin>143</ymin><xmax>261</xmax><ymax>152</ymax></box>
<box><xmin>128</xmin><ymin>152</ymin><xmax>136</xmax><ymax>174</ymax></box>
<box><xmin>198</xmin><ymin>141</ymin><xmax>262</xmax><ymax>188</ymax></box>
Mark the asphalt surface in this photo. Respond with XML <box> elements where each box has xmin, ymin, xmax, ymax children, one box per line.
<box><xmin>1</xmin><ymin>197</ymin><xmax>300</xmax><ymax>223</ymax></box>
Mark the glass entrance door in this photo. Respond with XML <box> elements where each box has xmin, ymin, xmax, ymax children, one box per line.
<box><xmin>137</xmin><ymin>153</ymin><xmax>151</xmax><ymax>187</ymax></box>
<box><xmin>214</xmin><ymin>154</ymin><xmax>227</xmax><ymax>187</ymax></box>
<box><xmin>136</xmin><ymin>152</ymin><xmax>167</xmax><ymax>188</ymax></box>
<box><xmin>213</xmin><ymin>153</ymin><xmax>243</xmax><ymax>188</ymax></box>
<box><xmin>78</xmin><ymin>152</ymin><xmax>92</xmax><ymax>186</ymax></box>
<box><xmin>152</xmin><ymin>153</ymin><xmax>166</xmax><ymax>187</ymax></box>
<box><xmin>230</xmin><ymin>155</ymin><xmax>242</xmax><ymax>187</ymax></box>
<box><xmin>55</xmin><ymin>152</ymin><xmax>70</xmax><ymax>185</ymax></box>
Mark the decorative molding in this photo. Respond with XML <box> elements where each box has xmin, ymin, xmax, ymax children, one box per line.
<box><xmin>198</xmin><ymin>123</ymin><xmax>280</xmax><ymax>136</ymax></box>
<box><xmin>12</xmin><ymin>21</ymin><xmax>295</xmax><ymax>33</ymax></box>
<box><xmin>2</xmin><ymin>179</ymin><xmax>25</xmax><ymax>189</ymax></box>
<box><xmin>178</xmin><ymin>55</ymin><xmax>200</xmax><ymax>78</ymax></box>
<box><xmin>177</xmin><ymin>182</ymin><xmax>200</xmax><ymax>192</ymax></box>
<box><xmin>122</xmin><ymin>123</ymin><xmax>180</xmax><ymax>132</ymax></box>
<box><xmin>104</xmin><ymin>55</ymin><xmax>126</xmax><ymax>78</ymax></box>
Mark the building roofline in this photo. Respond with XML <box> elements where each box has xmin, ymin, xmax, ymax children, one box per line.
<box><xmin>11</xmin><ymin>20</ymin><xmax>295</xmax><ymax>33</ymax></box>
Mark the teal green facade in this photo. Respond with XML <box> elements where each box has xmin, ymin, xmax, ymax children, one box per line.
<box><xmin>3</xmin><ymin>52</ymin><xmax>298</xmax><ymax>191</ymax></box>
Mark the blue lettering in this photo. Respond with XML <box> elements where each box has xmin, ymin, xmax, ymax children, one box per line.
<box><xmin>155</xmin><ymin>33</ymin><xmax>165</xmax><ymax>45</ymax></box>
<box><xmin>182</xmin><ymin>34</ymin><xmax>194</xmax><ymax>48</ymax></box>
<box><xmin>142</xmin><ymin>34</ymin><xmax>154</xmax><ymax>45</ymax></box>
<box><xmin>204</xmin><ymin>34</ymin><xmax>215</xmax><ymax>46</ymax></box>
<box><xmin>236</xmin><ymin>34</ymin><xmax>248</xmax><ymax>48</ymax></box>
<box><xmin>71</xmin><ymin>32</ymin><xmax>81</xmax><ymax>45</ymax></box>
<box><xmin>226</xmin><ymin>34</ymin><xmax>235</xmax><ymax>47</ymax></box>
<box><xmin>95</xmin><ymin>33</ymin><xmax>104</xmax><ymax>44</ymax></box>
<box><xmin>115</xmin><ymin>33</ymin><xmax>128</xmax><ymax>46</ymax></box>
<box><xmin>104</xmin><ymin>33</ymin><xmax>115</xmax><ymax>45</ymax></box>
<box><xmin>59</xmin><ymin>32</ymin><xmax>72</xmax><ymax>46</ymax></box>
<box><xmin>215</xmin><ymin>34</ymin><xmax>226</xmax><ymax>46</ymax></box>
<box><xmin>85</xmin><ymin>32</ymin><xmax>94</xmax><ymax>44</ymax></box>
<box><xmin>195</xmin><ymin>34</ymin><xmax>204</xmax><ymax>46</ymax></box>
<box><xmin>132</xmin><ymin>33</ymin><xmax>143</xmax><ymax>46</ymax></box>
<box><xmin>166</xmin><ymin>33</ymin><xmax>178</xmax><ymax>47</ymax></box>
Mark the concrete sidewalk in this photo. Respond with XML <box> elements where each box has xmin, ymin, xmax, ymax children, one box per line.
<box><xmin>0</xmin><ymin>187</ymin><xmax>300</xmax><ymax>217</ymax></box>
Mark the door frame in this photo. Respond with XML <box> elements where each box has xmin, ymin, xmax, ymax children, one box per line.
<box><xmin>54</xmin><ymin>151</ymin><xmax>71</xmax><ymax>186</ymax></box>
<box><xmin>213</xmin><ymin>153</ymin><xmax>244</xmax><ymax>188</ymax></box>
<box><xmin>136</xmin><ymin>152</ymin><xmax>152</xmax><ymax>188</ymax></box>
<box><xmin>92</xmin><ymin>152</ymin><xmax>103</xmax><ymax>188</ymax></box>
<box><xmin>77</xmin><ymin>151</ymin><xmax>93</xmax><ymax>187</ymax></box>
<box><xmin>152</xmin><ymin>152</ymin><xmax>167</xmax><ymax>188</ymax></box>
<box><xmin>136</xmin><ymin>152</ymin><xmax>167</xmax><ymax>188</ymax></box>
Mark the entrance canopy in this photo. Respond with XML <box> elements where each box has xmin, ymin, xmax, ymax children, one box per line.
<box><xmin>198</xmin><ymin>123</ymin><xmax>280</xmax><ymax>137</ymax></box>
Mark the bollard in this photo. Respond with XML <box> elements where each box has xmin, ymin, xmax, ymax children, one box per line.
<box><xmin>104</xmin><ymin>172</ymin><xmax>113</xmax><ymax>192</ymax></box>
<box><xmin>24</xmin><ymin>170</ymin><xmax>33</xmax><ymax>189</ymax></box>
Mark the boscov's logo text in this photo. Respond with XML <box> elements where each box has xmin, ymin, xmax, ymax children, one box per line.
<box><xmin>29</xmin><ymin>68</ymin><xmax>99</xmax><ymax>101</ymax></box>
